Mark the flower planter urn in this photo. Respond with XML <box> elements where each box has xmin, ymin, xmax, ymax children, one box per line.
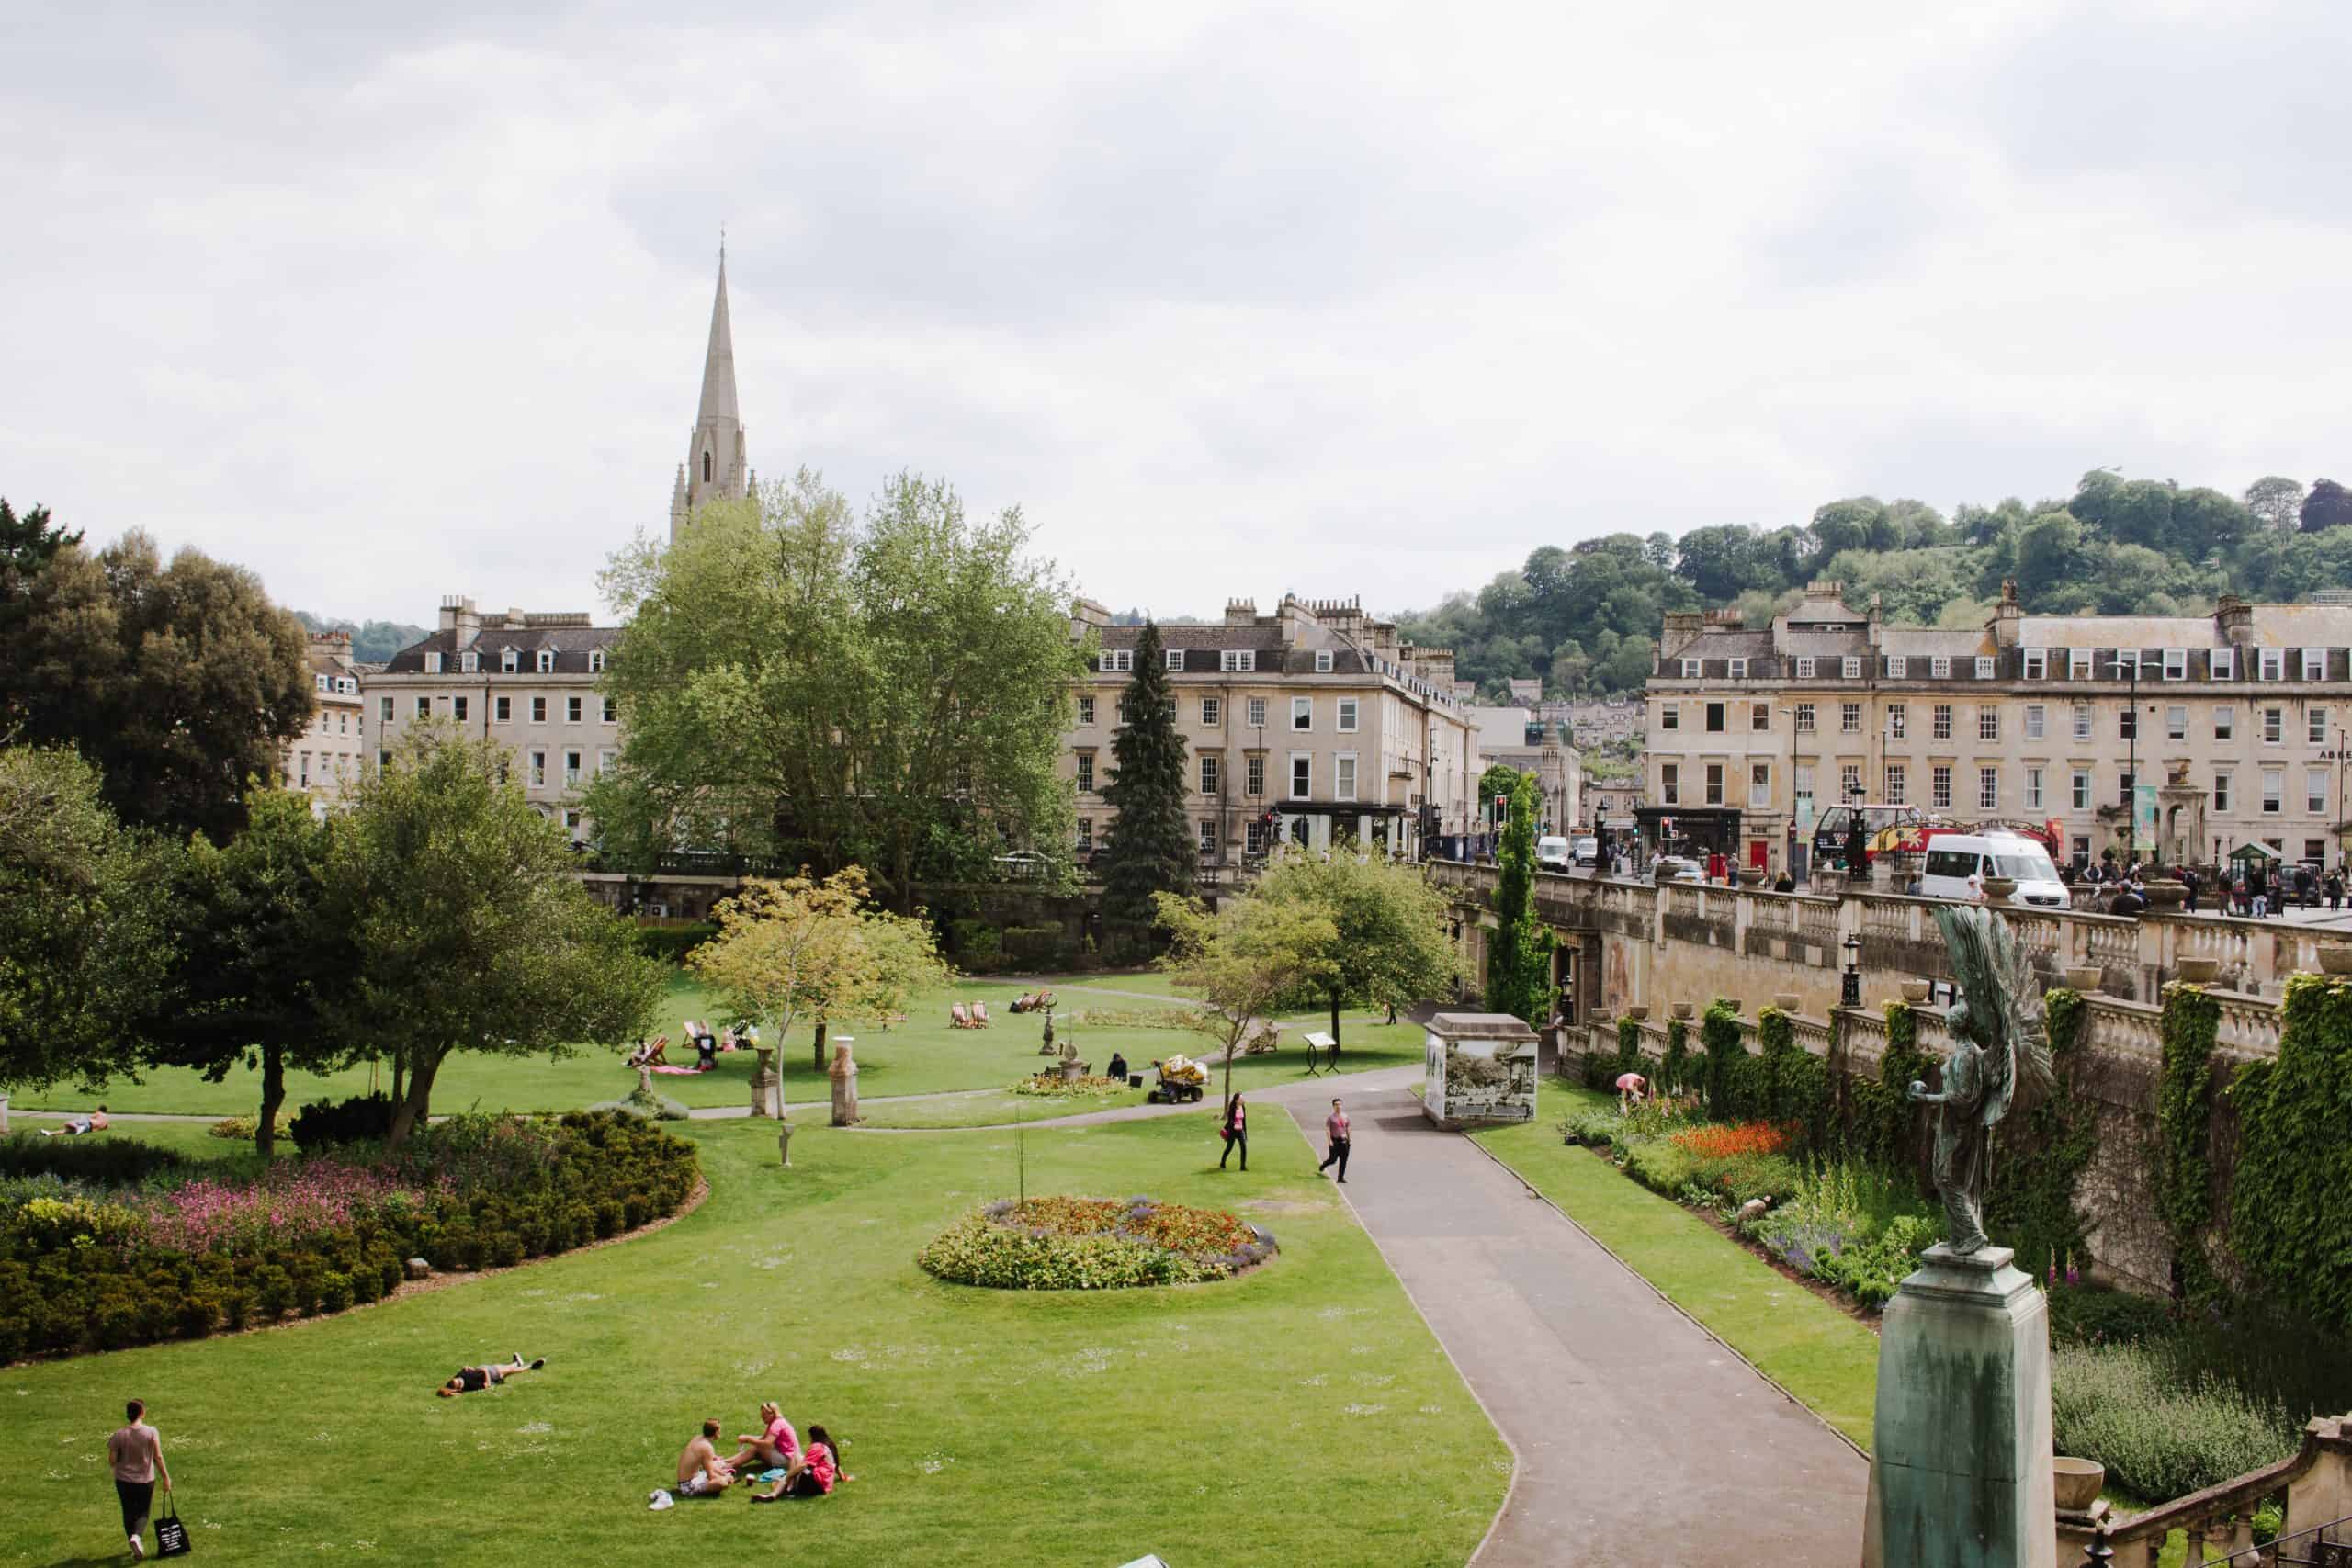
<box><xmin>2052</xmin><ymin>1456</ymin><xmax>2105</xmax><ymax>1514</ymax></box>
<box><xmin>1772</xmin><ymin>992</ymin><xmax>1802</xmax><ymax>1013</ymax></box>
<box><xmin>2317</xmin><ymin>944</ymin><xmax>2352</xmax><ymax>976</ymax></box>
<box><xmin>1737</xmin><ymin>866</ymin><xmax>1765</xmax><ymax>887</ymax></box>
<box><xmin>1669</xmin><ymin>1001</ymin><xmax>1694</xmax><ymax>1020</ymax></box>
<box><xmin>2063</xmin><ymin>964</ymin><xmax>2104</xmax><ymax>992</ymax></box>
<box><xmin>1623</xmin><ymin>1005</ymin><xmax>1650</xmax><ymax>1021</ymax></box>
<box><xmin>1981</xmin><ymin>875</ymin><xmax>2018</xmax><ymax>905</ymax></box>
<box><xmin>2175</xmin><ymin>956</ymin><xmax>2220</xmax><ymax>985</ymax></box>
<box><xmin>1900</xmin><ymin>980</ymin><xmax>1931</xmax><ymax>1004</ymax></box>
<box><xmin>2143</xmin><ymin>878</ymin><xmax>2188</xmax><ymax>910</ymax></box>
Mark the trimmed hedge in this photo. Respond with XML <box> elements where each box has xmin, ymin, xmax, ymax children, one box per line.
<box><xmin>0</xmin><ymin>1111</ymin><xmax>697</xmax><ymax>1362</ymax></box>
<box><xmin>632</xmin><ymin>921</ymin><xmax>718</xmax><ymax>964</ymax></box>
<box><xmin>289</xmin><ymin>1091</ymin><xmax>393</xmax><ymax>1155</ymax></box>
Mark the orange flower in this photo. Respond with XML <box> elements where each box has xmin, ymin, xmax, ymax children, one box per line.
<box><xmin>1670</xmin><ymin>1121</ymin><xmax>1792</xmax><ymax>1159</ymax></box>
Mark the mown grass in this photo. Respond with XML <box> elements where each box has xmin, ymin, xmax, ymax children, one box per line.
<box><xmin>1474</xmin><ymin>1084</ymin><xmax>1882</xmax><ymax>1449</ymax></box>
<box><xmin>0</xmin><ymin>1111</ymin><xmax>1507</xmax><ymax>1566</ymax></box>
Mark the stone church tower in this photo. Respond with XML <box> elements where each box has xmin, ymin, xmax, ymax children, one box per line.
<box><xmin>668</xmin><ymin>250</ymin><xmax>753</xmax><ymax>542</ymax></box>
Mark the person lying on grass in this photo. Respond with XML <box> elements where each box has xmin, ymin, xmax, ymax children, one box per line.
<box><xmin>726</xmin><ymin>1402</ymin><xmax>797</xmax><ymax>1472</ymax></box>
<box><xmin>436</xmin><ymin>1353</ymin><xmax>544</xmax><ymax>1397</ymax></box>
<box><xmin>40</xmin><ymin>1105</ymin><xmax>109</xmax><ymax>1136</ymax></box>
<box><xmin>747</xmin><ymin>1424</ymin><xmax>841</xmax><ymax>1502</ymax></box>
<box><xmin>671</xmin><ymin>1419</ymin><xmax>736</xmax><ymax>1497</ymax></box>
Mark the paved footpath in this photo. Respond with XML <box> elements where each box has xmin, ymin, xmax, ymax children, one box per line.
<box><xmin>1255</xmin><ymin>1070</ymin><xmax>1867</xmax><ymax>1568</ymax></box>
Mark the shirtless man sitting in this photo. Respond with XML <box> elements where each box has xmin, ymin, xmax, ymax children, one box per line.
<box><xmin>668</xmin><ymin>1419</ymin><xmax>735</xmax><ymax>1498</ymax></box>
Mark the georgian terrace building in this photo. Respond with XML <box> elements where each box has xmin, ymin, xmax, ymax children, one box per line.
<box><xmin>1063</xmin><ymin>595</ymin><xmax>1482</xmax><ymax>867</ymax></box>
<box><xmin>1644</xmin><ymin>581</ymin><xmax>2352</xmax><ymax>875</ymax></box>
<box><xmin>282</xmin><ymin>630</ymin><xmax>369</xmax><ymax>812</ymax></box>
<box><xmin>369</xmin><ymin>595</ymin><xmax>621</xmax><ymax>840</ymax></box>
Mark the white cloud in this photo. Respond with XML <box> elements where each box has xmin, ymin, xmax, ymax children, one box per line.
<box><xmin>2</xmin><ymin>0</ymin><xmax>2346</xmax><ymax>632</ymax></box>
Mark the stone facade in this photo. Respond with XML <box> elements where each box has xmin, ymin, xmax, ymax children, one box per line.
<box><xmin>1063</xmin><ymin>595</ymin><xmax>1481</xmax><ymax>865</ymax></box>
<box><xmin>1645</xmin><ymin>581</ymin><xmax>2352</xmax><ymax>874</ymax></box>
<box><xmin>283</xmin><ymin>631</ymin><xmax>368</xmax><ymax>810</ymax></box>
<box><xmin>1466</xmin><ymin>705</ymin><xmax>1584</xmax><ymax>832</ymax></box>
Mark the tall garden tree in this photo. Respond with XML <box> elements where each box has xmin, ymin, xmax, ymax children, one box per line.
<box><xmin>690</xmin><ymin>867</ymin><xmax>952</xmax><ymax>1074</ymax></box>
<box><xmin>1484</xmin><ymin>774</ymin><xmax>1554</xmax><ymax>1026</ymax></box>
<box><xmin>329</xmin><ymin>730</ymin><xmax>666</xmax><ymax>1150</ymax></box>
<box><xmin>1256</xmin><ymin>848</ymin><xmax>1457</xmax><ymax>1054</ymax></box>
<box><xmin>591</xmin><ymin>469</ymin><xmax>1083</xmax><ymax>909</ymax></box>
<box><xmin>1099</xmin><ymin>620</ymin><xmax>1194</xmax><ymax>936</ymax></box>
<box><xmin>146</xmin><ymin>790</ymin><xmax>350</xmax><ymax>1156</ymax></box>
<box><xmin>2301</xmin><ymin>479</ymin><xmax>2352</xmax><ymax>533</ymax></box>
<box><xmin>0</xmin><ymin>529</ymin><xmax>311</xmax><ymax>842</ymax></box>
<box><xmin>0</xmin><ymin>747</ymin><xmax>174</xmax><ymax>1092</ymax></box>
<box><xmin>1154</xmin><ymin>890</ymin><xmax>1336</xmax><ymax>1103</ymax></box>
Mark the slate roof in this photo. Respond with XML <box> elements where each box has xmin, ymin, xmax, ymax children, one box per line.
<box><xmin>380</xmin><ymin>621</ymin><xmax>622</xmax><ymax>676</ymax></box>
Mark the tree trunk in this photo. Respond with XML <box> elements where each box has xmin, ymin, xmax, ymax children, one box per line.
<box><xmin>257</xmin><ymin>1041</ymin><xmax>287</xmax><ymax>1159</ymax></box>
<box><xmin>384</xmin><ymin>1051</ymin><xmax>443</xmax><ymax>1153</ymax></box>
<box><xmin>813</xmin><ymin>1015</ymin><xmax>828</xmax><ymax>1073</ymax></box>
<box><xmin>390</xmin><ymin>1048</ymin><xmax>404</xmax><ymax>1111</ymax></box>
<box><xmin>1329</xmin><ymin>990</ymin><xmax>1343</xmax><ymax>1055</ymax></box>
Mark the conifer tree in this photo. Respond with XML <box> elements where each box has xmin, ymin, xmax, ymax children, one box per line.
<box><xmin>1485</xmin><ymin>774</ymin><xmax>1555</xmax><ymax>1024</ymax></box>
<box><xmin>1100</xmin><ymin>620</ymin><xmax>1194</xmax><ymax>937</ymax></box>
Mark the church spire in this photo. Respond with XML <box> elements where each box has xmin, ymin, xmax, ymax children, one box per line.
<box><xmin>670</xmin><ymin>243</ymin><xmax>750</xmax><ymax>543</ymax></box>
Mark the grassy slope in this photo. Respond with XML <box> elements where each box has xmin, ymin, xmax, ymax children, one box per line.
<box><xmin>1473</xmin><ymin>1085</ymin><xmax>1882</xmax><ymax>1450</ymax></box>
<box><xmin>0</xmin><ymin>1113</ymin><xmax>1507</xmax><ymax>1567</ymax></box>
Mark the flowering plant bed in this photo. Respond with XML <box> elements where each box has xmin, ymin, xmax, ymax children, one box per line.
<box><xmin>1669</xmin><ymin>1121</ymin><xmax>1792</xmax><ymax>1160</ymax></box>
<box><xmin>918</xmin><ymin>1195</ymin><xmax>1275</xmax><ymax>1291</ymax></box>
<box><xmin>1008</xmin><ymin>1073</ymin><xmax>1129</xmax><ymax>1099</ymax></box>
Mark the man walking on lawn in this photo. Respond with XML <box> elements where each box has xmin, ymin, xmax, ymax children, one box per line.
<box><xmin>1318</xmin><ymin>1097</ymin><xmax>1351</xmax><ymax>1183</ymax></box>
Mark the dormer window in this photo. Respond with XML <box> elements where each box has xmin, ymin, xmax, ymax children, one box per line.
<box><xmin>1929</xmin><ymin>657</ymin><xmax>1951</xmax><ymax>679</ymax></box>
<box><xmin>2023</xmin><ymin>649</ymin><xmax>2047</xmax><ymax>679</ymax></box>
<box><xmin>1167</xmin><ymin>649</ymin><xmax>1184</xmax><ymax>671</ymax></box>
<box><xmin>2116</xmin><ymin>649</ymin><xmax>2139</xmax><ymax>679</ymax></box>
<box><xmin>1220</xmin><ymin>649</ymin><xmax>1255</xmax><ymax>673</ymax></box>
<box><xmin>1102</xmin><ymin>649</ymin><xmax>1133</xmax><ymax>673</ymax></box>
<box><xmin>1315</xmin><ymin>649</ymin><xmax>1334</xmax><ymax>673</ymax></box>
<box><xmin>2069</xmin><ymin>649</ymin><xmax>2093</xmax><ymax>680</ymax></box>
<box><xmin>1886</xmin><ymin>656</ymin><xmax>1906</xmax><ymax>679</ymax></box>
<box><xmin>501</xmin><ymin>649</ymin><xmax>519</xmax><ymax>673</ymax></box>
<box><xmin>316</xmin><ymin>673</ymin><xmax>331</xmax><ymax>692</ymax></box>
<box><xmin>2163</xmin><ymin>649</ymin><xmax>2187</xmax><ymax>681</ymax></box>
<box><xmin>536</xmin><ymin>649</ymin><xmax>555</xmax><ymax>673</ymax></box>
<box><xmin>589</xmin><ymin>649</ymin><xmax>605</xmax><ymax>674</ymax></box>
<box><xmin>1974</xmin><ymin>657</ymin><xmax>1995</xmax><ymax>679</ymax></box>
<box><xmin>2211</xmin><ymin>648</ymin><xmax>2235</xmax><ymax>680</ymax></box>
<box><xmin>424</xmin><ymin>653</ymin><xmax>442</xmax><ymax>675</ymax></box>
<box><xmin>1727</xmin><ymin>658</ymin><xmax>1747</xmax><ymax>680</ymax></box>
<box><xmin>1679</xmin><ymin>659</ymin><xmax>1700</xmax><ymax>679</ymax></box>
<box><xmin>2302</xmin><ymin>649</ymin><xmax>2327</xmax><ymax>681</ymax></box>
<box><xmin>2260</xmin><ymin>648</ymin><xmax>2284</xmax><ymax>681</ymax></box>
<box><xmin>1841</xmin><ymin>657</ymin><xmax>1860</xmax><ymax>680</ymax></box>
<box><xmin>1796</xmin><ymin>657</ymin><xmax>1815</xmax><ymax>679</ymax></box>
<box><xmin>460</xmin><ymin>650</ymin><xmax>479</xmax><ymax>673</ymax></box>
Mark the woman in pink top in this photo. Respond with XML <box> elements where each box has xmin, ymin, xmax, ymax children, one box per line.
<box><xmin>727</xmin><ymin>1401</ymin><xmax>798</xmax><ymax>1472</ymax></box>
<box><xmin>1217</xmin><ymin>1094</ymin><xmax>1248</xmax><ymax>1171</ymax></box>
<box><xmin>108</xmin><ymin>1397</ymin><xmax>171</xmax><ymax>1560</ymax></box>
<box><xmin>750</xmin><ymin>1423</ymin><xmax>840</xmax><ymax>1500</ymax></box>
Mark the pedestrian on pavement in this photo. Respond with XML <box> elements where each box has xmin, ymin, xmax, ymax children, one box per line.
<box><xmin>2182</xmin><ymin>867</ymin><xmax>2199</xmax><ymax>913</ymax></box>
<box><xmin>1318</xmin><ymin>1098</ymin><xmax>1351</xmax><ymax>1183</ymax></box>
<box><xmin>1218</xmin><ymin>1093</ymin><xmax>1248</xmax><ymax>1171</ymax></box>
<box><xmin>2329</xmin><ymin>868</ymin><xmax>2345</xmax><ymax>913</ymax></box>
<box><xmin>108</xmin><ymin>1397</ymin><xmax>171</xmax><ymax>1561</ymax></box>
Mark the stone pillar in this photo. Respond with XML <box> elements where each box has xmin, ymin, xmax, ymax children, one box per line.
<box><xmin>0</xmin><ymin>1093</ymin><xmax>8</xmax><ymax>1135</ymax></box>
<box><xmin>1862</xmin><ymin>1244</ymin><xmax>2056</xmax><ymax>1568</ymax></box>
<box><xmin>748</xmin><ymin>1047</ymin><xmax>781</xmax><ymax>1119</ymax></box>
<box><xmin>828</xmin><ymin>1039</ymin><xmax>858</xmax><ymax>1127</ymax></box>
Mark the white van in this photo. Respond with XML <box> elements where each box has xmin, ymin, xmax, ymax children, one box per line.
<box><xmin>1536</xmin><ymin>835</ymin><xmax>1572</xmax><ymax>871</ymax></box>
<box><xmin>1918</xmin><ymin>833</ymin><xmax>2068</xmax><ymax>908</ymax></box>
<box><xmin>1572</xmin><ymin>836</ymin><xmax>1599</xmax><ymax>867</ymax></box>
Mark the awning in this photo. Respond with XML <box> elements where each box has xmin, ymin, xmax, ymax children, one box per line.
<box><xmin>2225</xmin><ymin>841</ymin><xmax>2285</xmax><ymax>863</ymax></box>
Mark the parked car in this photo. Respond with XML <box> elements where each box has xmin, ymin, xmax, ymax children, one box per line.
<box><xmin>1536</xmin><ymin>835</ymin><xmax>1572</xmax><ymax>872</ymax></box>
<box><xmin>1652</xmin><ymin>855</ymin><xmax>1703</xmax><ymax>884</ymax></box>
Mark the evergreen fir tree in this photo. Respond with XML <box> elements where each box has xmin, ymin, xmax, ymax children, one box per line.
<box><xmin>1485</xmin><ymin>774</ymin><xmax>1555</xmax><ymax>1024</ymax></box>
<box><xmin>1101</xmin><ymin>620</ymin><xmax>1195</xmax><ymax>933</ymax></box>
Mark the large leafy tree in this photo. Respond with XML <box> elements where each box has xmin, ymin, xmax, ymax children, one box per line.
<box><xmin>0</xmin><ymin>747</ymin><xmax>175</xmax><ymax>1092</ymax></box>
<box><xmin>2301</xmin><ymin>479</ymin><xmax>2352</xmax><ymax>533</ymax></box>
<box><xmin>329</xmin><ymin>730</ymin><xmax>666</xmax><ymax>1150</ymax></box>
<box><xmin>0</xmin><ymin>528</ymin><xmax>311</xmax><ymax>842</ymax></box>
<box><xmin>1484</xmin><ymin>774</ymin><xmax>1554</xmax><ymax>1027</ymax></box>
<box><xmin>1154</xmin><ymin>890</ymin><xmax>1336</xmax><ymax>1104</ymax></box>
<box><xmin>591</xmin><ymin>469</ymin><xmax>1082</xmax><ymax>908</ymax></box>
<box><xmin>690</xmin><ymin>868</ymin><xmax>951</xmax><ymax>1074</ymax></box>
<box><xmin>146</xmin><ymin>791</ymin><xmax>349</xmax><ymax>1156</ymax></box>
<box><xmin>1099</xmin><ymin>620</ymin><xmax>1194</xmax><ymax>932</ymax></box>
<box><xmin>1255</xmin><ymin>849</ymin><xmax>1457</xmax><ymax>1053</ymax></box>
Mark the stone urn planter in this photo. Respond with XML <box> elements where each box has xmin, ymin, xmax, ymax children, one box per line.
<box><xmin>1623</xmin><ymin>1004</ymin><xmax>1650</xmax><ymax>1021</ymax></box>
<box><xmin>2064</xmin><ymin>964</ymin><xmax>2104</xmax><ymax>992</ymax></box>
<box><xmin>2175</xmin><ymin>956</ymin><xmax>2221</xmax><ymax>986</ymax></box>
<box><xmin>1669</xmin><ymin>1001</ymin><xmax>1693</xmax><ymax>1021</ymax></box>
<box><xmin>2052</xmin><ymin>1456</ymin><xmax>2105</xmax><ymax>1513</ymax></box>
<box><xmin>1737</xmin><ymin>865</ymin><xmax>1765</xmax><ymax>887</ymax></box>
<box><xmin>1900</xmin><ymin>980</ymin><xmax>1931</xmax><ymax>1004</ymax></box>
<box><xmin>2143</xmin><ymin>877</ymin><xmax>2188</xmax><ymax>910</ymax></box>
<box><xmin>1981</xmin><ymin>875</ymin><xmax>2018</xmax><ymax>905</ymax></box>
<box><xmin>2317</xmin><ymin>944</ymin><xmax>2352</xmax><ymax>976</ymax></box>
<box><xmin>1772</xmin><ymin>992</ymin><xmax>1802</xmax><ymax>1013</ymax></box>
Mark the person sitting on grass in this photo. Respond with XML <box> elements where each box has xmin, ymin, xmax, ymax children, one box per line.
<box><xmin>1107</xmin><ymin>1051</ymin><xmax>1129</xmax><ymax>1082</ymax></box>
<box><xmin>727</xmin><ymin>1401</ymin><xmax>798</xmax><ymax>1473</ymax></box>
<box><xmin>436</xmin><ymin>1352</ymin><xmax>544</xmax><ymax>1397</ymax></box>
<box><xmin>664</xmin><ymin>1418</ymin><xmax>736</xmax><ymax>1499</ymax></box>
<box><xmin>40</xmin><ymin>1105</ymin><xmax>109</xmax><ymax>1136</ymax></box>
<box><xmin>748</xmin><ymin>1425</ymin><xmax>841</xmax><ymax>1501</ymax></box>
<box><xmin>628</xmin><ymin>1037</ymin><xmax>669</xmax><ymax>1068</ymax></box>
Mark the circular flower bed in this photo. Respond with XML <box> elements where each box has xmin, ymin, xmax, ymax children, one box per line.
<box><xmin>918</xmin><ymin>1195</ymin><xmax>1275</xmax><ymax>1291</ymax></box>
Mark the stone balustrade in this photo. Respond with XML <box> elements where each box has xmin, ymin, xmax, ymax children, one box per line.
<box><xmin>2064</xmin><ymin>1415</ymin><xmax>2352</xmax><ymax>1566</ymax></box>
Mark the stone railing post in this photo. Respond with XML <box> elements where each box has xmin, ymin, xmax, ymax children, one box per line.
<box><xmin>2285</xmin><ymin>1416</ymin><xmax>2352</xmax><ymax>1539</ymax></box>
<box><xmin>1733</xmin><ymin>886</ymin><xmax>1754</xmax><ymax>950</ymax></box>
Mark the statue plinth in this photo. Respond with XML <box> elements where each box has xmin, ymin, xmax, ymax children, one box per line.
<box><xmin>748</xmin><ymin>1047</ymin><xmax>781</xmax><ymax>1119</ymax></box>
<box><xmin>828</xmin><ymin>1040</ymin><xmax>859</xmax><ymax>1126</ymax></box>
<box><xmin>1862</xmin><ymin>1244</ymin><xmax>2055</xmax><ymax>1568</ymax></box>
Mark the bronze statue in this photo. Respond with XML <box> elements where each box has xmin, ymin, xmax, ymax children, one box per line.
<box><xmin>1905</xmin><ymin>906</ymin><xmax>2051</xmax><ymax>1254</ymax></box>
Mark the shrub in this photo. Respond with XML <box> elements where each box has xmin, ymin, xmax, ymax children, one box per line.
<box><xmin>919</xmin><ymin>1196</ymin><xmax>1273</xmax><ymax>1291</ymax></box>
<box><xmin>288</xmin><ymin>1093</ymin><xmax>393</xmax><ymax>1155</ymax></box>
<box><xmin>1003</xmin><ymin>924</ymin><xmax>1069</xmax><ymax>965</ymax></box>
<box><xmin>2048</xmin><ymin>1283</ymin><xmax>2174</xmax><ymax>1348</ymax></box>
<box><xmin>1562</xmin><ymin>1109</ymin><xmax>1621</xmax><ymax>1146</ymax></box>
<box><xmin>0</xmin><ymin>1134</ymin><xmax>186</xmax><ymax>1186</ymax></box>
<box><xmin>948</xmin><ymin>918</ymin><xmax>1002</xmax><ymax>967</ymax></box>
<box><xmin>2052</xmin><ymin>1341</ymin><xmax>2299</xmax><ymax>1500</ymax></box>
<box><xmin>631</xmin><ymin>921</ymin><xmax>718</xmax><ymax>964</ymax></box>
<box><xmin>316</xmin><ymin>1269</ymin><xmax>355</xmax><ymax>1314</ymax></box>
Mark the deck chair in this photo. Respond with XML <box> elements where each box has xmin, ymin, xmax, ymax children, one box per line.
<box><xmin>950</xmin><ymin>1002</ymin><xmax>974</xmax><ymax>1029</ymax></box>
<box><xmin>971</xmin><ymin>1001</ymin><xmax>991</xmax><ymax>1027</ymax></box>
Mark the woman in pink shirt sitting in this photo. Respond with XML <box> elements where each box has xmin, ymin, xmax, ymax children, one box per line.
<box><xmin>749</xmin><ymin>1424</ymin><xmax>840</xmax><ymax>1501</ymax></box>
<box><xmin>727</xmin><ymin>1401</ymin><xmax>798</xmax><ymax>1472</ymax></box>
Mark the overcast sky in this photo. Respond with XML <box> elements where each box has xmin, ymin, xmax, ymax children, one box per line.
<box><xmin>6</xmin><ymin>1</ymin><xmax>2348</xmax><ymax>629</ymax></box>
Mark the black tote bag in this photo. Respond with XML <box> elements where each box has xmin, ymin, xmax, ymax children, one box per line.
<box><xmin>155</xmin><ymin>1495</ymin><xmax>191</xmax><ymax>1557</ymax></box>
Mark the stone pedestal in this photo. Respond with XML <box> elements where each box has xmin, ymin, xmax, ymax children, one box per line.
<box><xmin>1862</xmin><ymin>1244</ymin><xmax>2055</xmax><ymax>1568</ymax></box>
<box><xmin>0</xmin><ymin>1093</ymin><xmax>8</xmax><ymax>1134</ymax></box>
<box><xmin>748</xmin><ymin>1048</ymin><xmax>782</xmax><ymax>1119</ymax></box>
<box><xmin>829</xmin><ymin>1039</ymin><xmax>858</xmax><ymax>1127</ymax></box>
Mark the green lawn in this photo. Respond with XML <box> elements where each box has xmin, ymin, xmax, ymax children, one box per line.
<box><xmin>0</xmin><ymin>1110</ymin><xmax>1505</xmax><ymax>1566</ymax></box>
<box><xmin>1474</xmin><ymin>1086</ymin><xmax>1882</xmax><ymax>1450</ymax></box>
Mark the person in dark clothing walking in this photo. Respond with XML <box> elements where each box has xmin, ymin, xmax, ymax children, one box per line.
<box><xmin>2181</xmin><ymin>867</ymin><xmax>2199</xmax><ymax>913</ymax></box>
<box><xmin>108</xmin><ymin>1397</ymin><xmax>171</xmax><ymax>1561</ymax></box>
<box><xmin>1317</xmin><ymin>1098</ymin><xmax>1351</xmax><ymax>1183</ymax></box>
<box><xmin>2330</xmin><ymin>868</ymin><xmax>2346</xmax><ymax>913</ymax></box>
<box><xmin>1218</xmin><ymin>1093</ymin><xmax>1248</xmax><ymax>1171</ymax></box>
